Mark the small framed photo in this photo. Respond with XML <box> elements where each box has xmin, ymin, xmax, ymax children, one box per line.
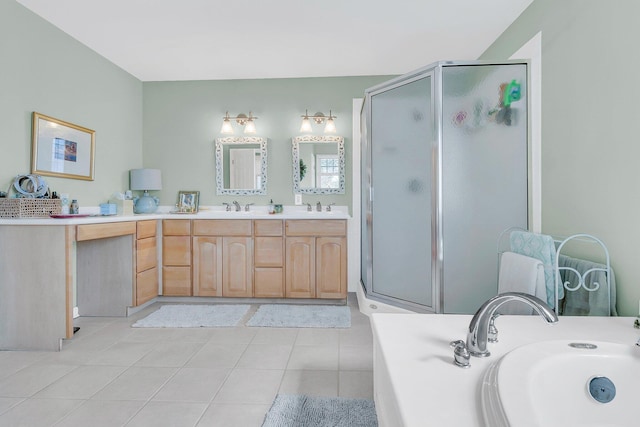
<box><xmin>31</xmin><ymin>112</ymin><xmax>96</xmax><ymax>181</ymax></box>
<box><xmin>177</xmin><ymin>190</ymin><xmax>199</xmax><ymax>213</ymax></box>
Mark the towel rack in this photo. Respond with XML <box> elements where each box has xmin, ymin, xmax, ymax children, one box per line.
<box><xmin>553</xmin><ymin>234</ymin><xmax>611</xmax><ymax>316</ymax></box>
<box><xmin>497</xmin><ymin>229</ymin><xmax>613</xmax><ymax>316</ymax></box>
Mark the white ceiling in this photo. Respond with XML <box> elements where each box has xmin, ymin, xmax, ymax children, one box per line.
<box><xmin>16</xmin><ymin>0</ymin><xmax>533</xmax><ymax>82</ymax></box>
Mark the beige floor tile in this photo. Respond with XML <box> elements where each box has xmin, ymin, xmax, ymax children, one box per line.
<box><xmin>339</xmin><ymin>345</ymin><xmax>374</xmax><ymax>371</ymax></box>
<box><xmin>92</xmin><ymin>366</ymin><xmax>177</xmax><ymax>401</ymax></box>
<box><xmin>236</xmin><ymin>344</ymin><xmax>292</xmax><ymax>370</ymax></box>
<box><xmin>213</xmin><ymin>369</ymin><xmax>283</xmax><ymax>404</ymax></box>
<box><xmin>0</xmin><ymin>397</ymin><xmax>23</xmax><ymax>415</ymax></box>
<box><xmin>278</xmin><ymin>369</ymin><xmax>339</xmax><ymax>396</ymax></box>
<box><xmin>287</xmin><ymin>345</ymin><xmax>339</xmax><ymax>370</ymax></box>
<box><xmin>55</xmin><ymin>399</ymin><xmax>144</xmax><ymax>427</ymax></box>
<box><xmin>126</xmin><ymin>401</ymin><xmax>207</xmax><ymax>427</ymax></box>
<box><xmin>152</xmin><ymin>367</ymin><xmax>230</xmax><ymax>403</ymax></box>
<box><xmin>135</xmin><ymin>341</ymin><xmax>205</xmax><ymax>367</ymax></box>
<box><xmin>0</xmin><ymin>363</ymin><xmax>77</xmax><ymax>398</ymax></box>
<box><xmin>295</xmin><ymin>328</ymin><xmax>340</xmax><ymax>346</ymax></box>
<box><xmin>85</xmin><ymin>341</ymin><xmax>156</xmax><ymax>366</ymax></box>
<box><xmin>197</xmin><ymin>403</ymin><xmax>270</xmax><ymax>427</ymax></box>
<box><xmin>339</xmin><ymin>370</ymin><xmax>374</xmax><ymax>399</ymax></box>
<box><xmin>250</xmin><ymin>327</ymin><xmax>299</xmax><ymax>345</ymax></box>
<box><xmin>186</xmin><ymin>342</ymin><xmax>248</xmax><ymax>369</ymax></box>
<box><xmin>34</xmin><ymin>365</ymin><xmax>127</xmax><ymax>399</ymax></box>
<box><xmin>0</xmin><ymin>398</ymin><xmax>83</xmax><ymax>427</ymax></box>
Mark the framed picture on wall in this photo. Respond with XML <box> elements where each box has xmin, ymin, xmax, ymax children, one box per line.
<box><xmin>177</xmin><ymin>190</ymin><xmax>199</xmax><ymax>213</ymax></box>
<box><xmin>31</xmin><ymin>112</ymin><xmax>96</xmax><ymax>181</ymax></box>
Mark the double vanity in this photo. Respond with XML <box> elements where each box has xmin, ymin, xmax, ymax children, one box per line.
<box><xmin>0</xmin><ymin>206</ymin><xmax>348</xmax><ymax>351</ymax></box>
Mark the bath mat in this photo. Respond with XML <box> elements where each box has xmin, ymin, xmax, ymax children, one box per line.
<box><xmin>132</xmin><ymin>304</ymin><xmax>250</xmax><ymax>328</ymax></box>
<box><xmin>247</xmin><ymin>304</ymin><xmax>351</xmax><ymax>328</ymax></box>
<box><xmin>262</xmin><ymin>394</ymin><xmax>377</xmax><ymax>427</ymax></box>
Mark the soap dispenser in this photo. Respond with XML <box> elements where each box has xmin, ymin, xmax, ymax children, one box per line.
<box><xmin>268</xmin><ymin>199</ymin><xmax>275</xmax><ymax>214</ymax></box>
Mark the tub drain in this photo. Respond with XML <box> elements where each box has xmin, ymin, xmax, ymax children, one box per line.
<box><xmin>588</xmin><ymin>376</ymin><xmax>616</xmax><ymax>403</ymax></box>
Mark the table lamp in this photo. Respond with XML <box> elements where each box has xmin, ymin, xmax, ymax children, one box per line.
<box><xmin>130</xmin><ymin>168</ymin><xmax>162</xmax><ymax>213</ymax></box>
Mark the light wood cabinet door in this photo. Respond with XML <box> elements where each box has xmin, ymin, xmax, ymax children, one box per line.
<box><xmin>254</xmin><ymin>267</ymin><xmax>284</xmax><ymax>298</ymax></box>
<box><xmin>222</xmin><ymin>237</ymin><xmax>253</xmax><ymax>297</ymax></box>
<box><xmin>136</xmin><ymin>267</ymin><xmax>158</xmax><ymax>305</ymax></box>
<box><xmin>285</xmin><ymin>237</ymin><xmax>315</xmax><ymax>298</ymax></box>
<box><xmin>316</xmin><ymin>237</ymin><xmax>347</xmax><ymax>298</ymax></box>
<box><xmin>162</xmin><ymin>266</ymin><xmax>191</xmax><ymax>296</ymax></box>
<box><xmin>193</xmin><ymin>236</ymin><xmax>223</xmax><ymax>297</ymax></box>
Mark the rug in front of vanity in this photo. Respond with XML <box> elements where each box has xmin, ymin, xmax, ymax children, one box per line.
<box><xmin>247</xmin><ymin>304</ymin><xmax>351</xmax><ymax>328</ymax></box>
<box><xmin>262</xmin><ymin>394</ymin><xmax>377</xmax><ymax>427</ymax></box>
<box><xmin>131</xmin><ymin>304</ymin><xmax>250</xmax><ymax>328</ymax></box>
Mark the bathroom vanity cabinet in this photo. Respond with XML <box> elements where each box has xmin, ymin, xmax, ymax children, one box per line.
<box><xmin>0</xmin><ymin>208</ymin><xmax>349</xmax><ymax>351</ymax></box>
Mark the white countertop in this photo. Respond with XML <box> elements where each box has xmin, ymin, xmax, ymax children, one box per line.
<box><xmin>0</xmin><ymin>205</ymin><xmax>350</xmax><ymax>225</ymax></box>
<box><xmin>371</xmin><ymin>313</ymin><xmax>639</xmax><ymax>427</ymax></box>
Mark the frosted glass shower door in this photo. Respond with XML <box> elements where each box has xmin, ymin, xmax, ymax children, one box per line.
<box><xmin>369</xmin><ymin>75</ymin><xmax>433</xmax><ymax>308</ymax></box>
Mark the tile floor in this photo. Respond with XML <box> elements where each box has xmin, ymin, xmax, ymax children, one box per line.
<box><xmin>0</xmin><ymin>294</ymin><xmax>374</xmax><ymax>427</ymax></box>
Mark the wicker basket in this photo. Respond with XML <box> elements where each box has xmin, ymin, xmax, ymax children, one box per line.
<box><xmin>0</xmin><ymin>198</ymin><xmax>62</xmax><ymax>218</ymax></box>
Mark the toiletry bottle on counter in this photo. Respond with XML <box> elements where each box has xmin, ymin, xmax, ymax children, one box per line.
<box><xmin>268</xmin><ymin>199</ymin><xmax>275</xmax><ymax>214</ymax></box>
<box><xmin>70</xmin><ymin>199</ymin><xmax>79</xmax><ymax>214</ymax></box>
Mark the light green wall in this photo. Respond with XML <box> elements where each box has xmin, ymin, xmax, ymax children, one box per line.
<box><xmin>0</xmin><ymin>1</ymin><xmax>143</xmax><ymax>205</ymax></box>
<box><xmin>481</xmin><ymin>0</ymin><xmax>640</xmax><ymax>316</ymax></box>
<box><xmin>142</xmin><ymin>76</ymin><xmax>391</xmax><ymax>212</ymax></box>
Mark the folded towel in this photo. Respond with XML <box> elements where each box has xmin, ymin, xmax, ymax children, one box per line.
<box><xmin>498</xmin><ymin>252</ymin><xmax>545</xmax><ymax>314</ymax></box>
<box><xmin>509</xmin><ymin>230</ymin><xmax>558</xmax><ymax>308</ymax></box>
<box><xmin>558</xmin><ymin>254</ymin><xmax>617</xmax><ymax>316</ymax></box>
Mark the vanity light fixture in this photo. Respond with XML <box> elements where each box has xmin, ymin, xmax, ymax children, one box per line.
<box><xmin>299</xmin><ymin>110</ymin><xmax>337</xmax><ymax>133</ymax></box>
<box><xmin>220</xmin><ymin>111</ymin><xmax>258</xmax><ymax>134</ymax></box>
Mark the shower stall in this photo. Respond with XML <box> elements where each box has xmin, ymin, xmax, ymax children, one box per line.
<box><xmin>360</xmin><ymin>61</ymin><xmax>529</xmax><ymax>313</ymax></box>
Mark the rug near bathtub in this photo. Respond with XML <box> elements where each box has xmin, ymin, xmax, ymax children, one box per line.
<box><xmin>247</xmin><ymin>304</ymin><xmax>351</xmax><ymax>328</ymax></box>
<box><xmin>261</xmin><ymin>394</ymin><xmax>377</xmax><ymax>427</ymax></box>
<box><xmin>132</xmin><ymin>304</ymin><xmax>250</xmax><ymax>328</ymax></box>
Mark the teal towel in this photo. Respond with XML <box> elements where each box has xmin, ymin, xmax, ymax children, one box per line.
<box><xmin>509</xmin><ymin>230</ymin><xmax>558</xmax><ymax>307</ymax></box>
<box><xmin>558</xmin><ymin>254</ymin><xmax>617</xmax><ymax>316</ymax></box>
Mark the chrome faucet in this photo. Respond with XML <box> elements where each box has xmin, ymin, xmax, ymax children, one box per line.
<box><xmin>232</xmin><ymin>201</ymin><xmax>241</xmax><ymax>212</ymax></box>
<box><xmin>466</xmin><ymin>292</ymin><xmax>558</xmax><ymax>358</ymax></box>
<box><xmin>306</xmin><ymin>203</ymin><xmax>312</xmax><ymax>212</ymax></box>
<box><xmin>244</xmin><ymin>203</ymin><xmax>254</xmax><ymax>212</ymax></box>
<box><xmin>326</xmin><ymin>203</ymin><xmax>336</xmax><ymax>212</ymax></box>
<box><xmin>222</xmin><ymin>202</ymin><xmax>231</xmax><ymax>212</ymax></box>
<box><xmin>316</xmin><ymin>201</ymin><xmax>322</xmax><ymax>212</ymax></box>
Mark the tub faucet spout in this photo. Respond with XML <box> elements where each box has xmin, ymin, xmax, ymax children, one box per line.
<box><xmin>466</xmin><ymin>292</ymin><xmax>558</xmax><ymax>358</ymax></box>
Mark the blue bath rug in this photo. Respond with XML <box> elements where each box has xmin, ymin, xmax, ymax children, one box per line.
<box><xmin>247</xmin><ymin>304</ymin><xmax>351</xmax><ymax>328</ymax></box>
<box><xmin>132</xmin><ymin>304</ymin><xmax>250</xmax><ymax>328</ymax></box>
<box><xmin>262</xmin><ymin>394</ymin><xmax>377</xmax><ymax>427</ymax></box>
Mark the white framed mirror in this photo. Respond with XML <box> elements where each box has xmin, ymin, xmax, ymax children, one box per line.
<box><xmin>292</xmin><ymin>135</ymin><xmax>345</xmax><ymax>194</ymax></box>
<box><xmin>215</xmin><ymin>136</ymin><xmax>267</xmax><ymax>195</ymax></box>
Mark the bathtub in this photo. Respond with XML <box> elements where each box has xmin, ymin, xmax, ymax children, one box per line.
<box><xmin>371</xmin><ymin>314</ymin><xmax>639</xmax><ymax>427</ymax></box>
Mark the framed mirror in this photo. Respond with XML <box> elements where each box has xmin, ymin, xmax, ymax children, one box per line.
<box><xmin>292</xmin><ymin>135</ymin><xmax>345</xmax><ymax>194</ymax></box>
<box><xmin>215</xmin><ymin>136</ymin><xmax>267</xmax><ymax>195</ymax></box>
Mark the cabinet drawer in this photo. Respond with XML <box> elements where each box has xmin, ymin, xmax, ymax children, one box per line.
<box><xmin>254</xmin><ymin>220</ymin><xmax>283</xmax><ymax>236</ymax></box>
<box><xmin>255</xmin><ymin>237</ymin><xmax>283</xmax><ymax>267</ymax></box>
<box><xmin>136</xmin><ymin>236</ymin><xmax>157</xmax><ymax>272</ymax></box>
<box><xmin>193</xmin><ymin>220</ymin><xmax>252</xmax><ymax>236</ymax></box>
<box><xmin>285</xmin><ymin>220</ymin><xmax>347</xmax><ymax>237</ymax></box>
<box><xmin>136</xmin><ymin>267</ymin><xmax>158</xmax><ymax>305</ymax></box>
<box><xmin>137</xmin><ymin>220</ymin><xmax>157</xmax><ymax>239</ymax></box>
<box><xmin>162</xmin><ymin>266</ymin><xmax>192</xmax><ymax>296</ymax></box>
<box><xmin>163</xmin><ymin>236</ymin><xmax>191</xmax><ymax>266</ymax></box>
<box><xmin>163</xmin><ymin>219</ymin><xmax>191</xmax><ymax>235</ymax></box>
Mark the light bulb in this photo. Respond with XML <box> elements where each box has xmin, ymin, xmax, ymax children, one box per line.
<box><xmin>300</xmin><ymin>117</ymin><xmax>312</xmax><ymax>133</ymax></box>
<box><xmin>220</xmin><ymin>112</ymin><xmax>234</xmax><ymax>134</ymax></box>
<box><xmin>324</xmin><ymin>117</ymin><xmax>336</xmax><ymax>133</ymax></box>
<box><xmin>244</xmin><ymin>119</ymin><xmax>257</xmax><ymax>134</ymax></box>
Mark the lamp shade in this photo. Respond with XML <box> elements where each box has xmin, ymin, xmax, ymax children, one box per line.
<box><xmin>130</xmin><ymin>169</ymin><xmax>162</xmax><ymax>191</ymax></box>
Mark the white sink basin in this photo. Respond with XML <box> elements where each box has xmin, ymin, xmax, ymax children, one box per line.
<box><xmin>481</xmin><ymin>340</ymin><xmax>640</xmax><ymax>427</ymax></box>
